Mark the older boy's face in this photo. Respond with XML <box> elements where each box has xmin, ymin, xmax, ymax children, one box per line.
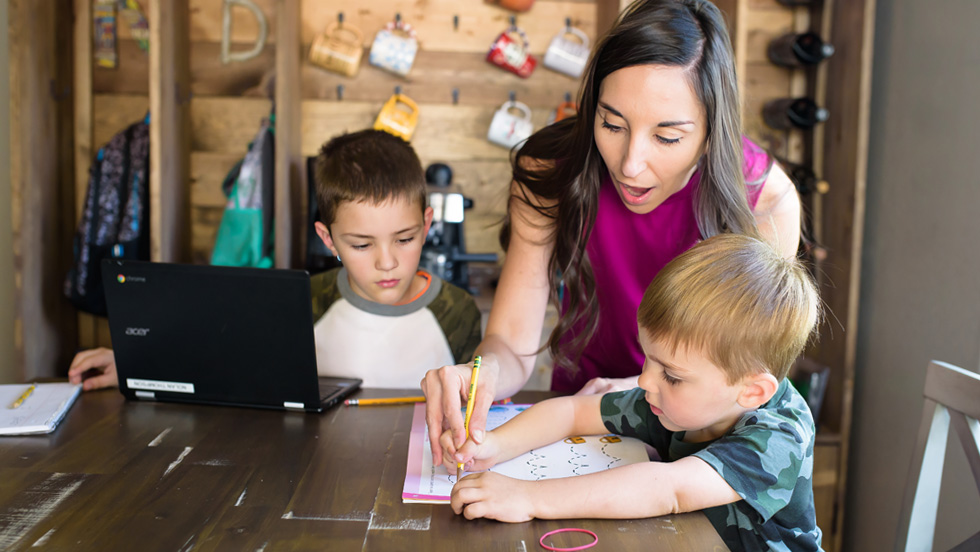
<box><xmin>636</xmin><ymin>327</ymin><xmax>749</xmax><ymax>443</ymax></box>
<box><xmin>317</xmin><ymin>196</ymin><xmax>433</xmax><ymax>305</ymax></box>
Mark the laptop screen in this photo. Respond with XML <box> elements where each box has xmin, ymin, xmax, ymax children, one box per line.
<box><xmin>101</xmin><ymin>259</ymin><xmax>359</xmax><ymax>412</ymax></box>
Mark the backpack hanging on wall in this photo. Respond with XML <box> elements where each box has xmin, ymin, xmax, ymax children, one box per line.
<box><xmin>64</xmin><ymin>112</ymin><xmax>151</xmax><ymax>316</ymax></box>
<box><xmin>210</xmin><ymin>114</ymin><xmax>275</xmax><ymax>268</ymax></box>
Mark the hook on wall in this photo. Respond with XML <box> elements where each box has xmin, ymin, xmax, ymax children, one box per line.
<box><xmin>565</xmin><ymin>17</ymin><xmax>571</xmax><ymax>29</ymax></box>
<box><xmin>509</xmin><ymin>90</ymin><xmax>516</xmax><ymax>103</ymax></box>
<box><xmin>175</xmin><ymin>82</ymin><xmax>193</xmax><ymax>105</ymax></box>
<box><xmin>338</xmin><ymin>12</ymin><xmax>344</xmax><ymax>24</ymax></box>
<box><xmin>395</xmin><ymin>12</ymin><xmax>401</xmax><ymax>24</ymax></box>
<box><xmin>337</xmin><ymin>84</ymin><xmax>344</xmax><ymax>101</ymax></box>
<box><xmin>452</xmin><ymin>88</ymin><xmax>459</xmax><ymax>105</ymax></box>
<box><xmin>509</xmin><ymin>15</ymin><xmax>516</xmax><ymax>27</ymax></box>
<box><xmin>453</xmin><ymin>14</ymin><xmax>459</xmax><ymax>31</ymax></box>
<box><xmin>565</xmin><ymin>91</ymin><xmax>572</xmax><ymax>102</ymax></box>
<box><xmin>395</xmin><ymin>85</ymin><xmax>402</xmax><ymax>96</ymax></box>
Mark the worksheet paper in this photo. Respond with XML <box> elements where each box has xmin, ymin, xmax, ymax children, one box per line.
<box><xmin>403</xmin><ymin>403</ymin><xmax>651</xmax><ymax>503</ymax></box>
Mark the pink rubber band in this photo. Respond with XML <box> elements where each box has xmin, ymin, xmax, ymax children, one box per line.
<box><xmin>538</xmin><ymin>528</ymin><xmax>598</xmax><ymax>551</ymax></box>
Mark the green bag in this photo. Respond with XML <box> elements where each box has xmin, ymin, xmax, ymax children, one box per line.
<box><xmin>211</xmin><ymin>116</ymin><xmax>275</xmax><ymax>268</ymax></box>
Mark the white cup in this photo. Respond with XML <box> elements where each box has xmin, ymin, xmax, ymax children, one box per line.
<box><xmin>488</xmin><ymin>101</ymin><xmax>534</xmax><ymax>149</ymax></box>
<box><xmin>543</xmin><ymin>26</ymin><xmax>590</xmax><ymax>78</ymax></box>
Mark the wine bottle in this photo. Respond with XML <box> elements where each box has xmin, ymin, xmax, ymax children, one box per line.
<box><xmin>768</xmin><ymin>32</ymin><xmax>835</xmax><ymax>67</ymax></box>
<box><xmin>779</xmin><ymin>159</ymin><xmax>829</xmax><ymax>195</ymax></box>
<box><xmin>763</xmin><ymin>98</ymin><xmax>829</xmax><ymax>130</ymax></box>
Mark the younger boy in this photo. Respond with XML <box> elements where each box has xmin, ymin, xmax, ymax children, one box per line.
<box><xmin>70</xmin><ymin>129</ymin><xmax>482</xmax><ymax>390</ymax></box>
<box><xmin>440</xmin><ymin>234</ymin><xmax>823</xmax><ymax>552</ymax></box>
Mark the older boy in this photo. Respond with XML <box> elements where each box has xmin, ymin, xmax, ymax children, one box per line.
<box><xmin>441</xmin><ymin>234</ymin><xmax>822</xmax><ymax>552</ymax></box>
<box><xmin>310</xmin><ymin>130</ymin><xmax>481</xmax><ymax>387</ymax></box>
<box><xmin>70</xmin><ymin>130</ymin><xmax>481</xmax><ymax>390</ymax></box>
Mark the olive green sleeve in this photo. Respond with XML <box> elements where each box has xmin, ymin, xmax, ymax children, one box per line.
<box><xmin>427</xmin><ymin>280</ymin><xmax>483</xmax><ymax>364</ymax></box>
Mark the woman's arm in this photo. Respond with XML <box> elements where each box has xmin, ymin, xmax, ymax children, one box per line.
<box><xmin>753</xmin><ymin>162</ymin><xmax>802</xmax><ymax>258</ymax></box>
<box><xmin>422</xmin><ymin>175</ymin><xmax>557</xmax><ymax>465</ymax></box>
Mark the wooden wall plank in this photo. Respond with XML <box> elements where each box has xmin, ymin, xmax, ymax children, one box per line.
<box><xmin>302</xmin><ymin>51</ymin><xmax>582</xmax><ymax>107</ymax></box>
<box><xmin>149</xmin><ymin>0</ymin><xmax>192</xmax><ymax>263</ymax></box>
<box><xmin>9</xmin><ymin>0</ymin><xmax>77</xmax><ymax>379</ymax></box>
<box><xmin>96</xmin><ymin>45</ymin><xmax>584</xmax><ymax>108</ymax></box>
<box><xmin>743</xmin><ymin>8</ymin><xmax>794</xmax><ymax>64</ymax></box>
<box><xmin>118</xmin><ymin>0</ymin><xmax>598</xmax><ymax>53</ymax></box>
<box><xmin>312</xmin><ymin>0</ymin><xmax>596</xmax><ymax>55</ymax></box>
<box><xmin>74</xmin><ymin>0</ymin><xmax>100</xmax><ymax>352</ymax></box>
<box><xmin>812</xmin><ymin>1</ymin><xmax>875</xmax><ymax>549</ymax></box>
<box><xmin>189</xmin><ymin>97</ymin><xmax>272</xmax><ymax>152</ymax></box>
<box><xmin>300</xmin><ymin>101</ymin><xmax>553</xmax><ymax>161</ymax></box>
<box><xmin>275</xmin><ymin>0</ymin><xmax>304</xmax><ymax>268</ymax></box>
<box><xmin>95</xmin><ymin>40</ymin><xmax>276</xmax><ymax>98</ymax></box>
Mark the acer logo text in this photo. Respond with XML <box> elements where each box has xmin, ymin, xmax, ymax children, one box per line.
<box><xmin>125</xmin><ymin>327</ymin><xmax>151</xmax><ymax>336</ymax></box>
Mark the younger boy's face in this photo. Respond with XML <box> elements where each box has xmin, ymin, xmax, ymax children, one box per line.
<box><xmin>316</xmin><ymin>196</ymin><xmax>433</xmax><ymax>305</ymax></box>
<box><xmin>636</xmin><ymin>327</ymin><xmax>751</xmax><ymax>443</ymax></box>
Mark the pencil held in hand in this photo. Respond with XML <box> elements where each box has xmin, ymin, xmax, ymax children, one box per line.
<box><xmin>457</xmin><ymin>356</ymin><xmax>482</xmax><ymax>479</ymax></box>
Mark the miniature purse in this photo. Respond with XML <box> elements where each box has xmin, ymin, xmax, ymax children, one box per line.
<box><xmin>543</xmin><ymin>23</ymin><xmax>590</xmax><ymax>78</ymax></box>
<box><xmin>487</xmin><ymin>100</ymin><xmax>533</xmax><ymax>148</ymax></box>
<box><xmin>484</xmin><ymin>0</ymin><xmax>535</xmax><ymax>12</ymax></box>
<box><xmin>309</xmin><ymin>21</ymin><xmax>364</xmax><ymax>77</ymax></box>
<box><xmin>369</xmin><ymin>18</ymin><xmax>419</xmax><ymax>77</ymax></box>
<box><xmin>547</xmin><ymin>99</ymin><xmax>578</xmax><ymax>124</ymax></box>
<box><xmin>374</xmin><ymin>93</ymin><xmax>420</xmax><ymax>141</ymax></box>
<box><xmin>486</xmin><ymin>25</ymin><xmax>536</xmax><ymax>78</ymax></box>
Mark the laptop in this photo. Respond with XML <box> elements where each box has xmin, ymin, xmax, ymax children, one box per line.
<box><xmin>101</xmin><ymin>259</ymin><xmax>361</xmax><ymax>413</ymax></box>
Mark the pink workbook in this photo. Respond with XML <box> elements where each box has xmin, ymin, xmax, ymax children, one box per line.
<box><xmin>402</xmin><ymin>403</ymin><xmax>650</xmax><ymax>503</ymax></box>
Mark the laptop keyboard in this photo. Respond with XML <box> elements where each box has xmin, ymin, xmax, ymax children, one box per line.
<box><xmin>319</xmin><ymin>382</ymin><xmax>343</xmax><ymax>402</ymax></box>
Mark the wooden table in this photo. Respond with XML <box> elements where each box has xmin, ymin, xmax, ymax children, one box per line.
<box><xmin>0</xmin><ymin>389</ymin><xmax>728</xmax><ymax>551</ymax></box>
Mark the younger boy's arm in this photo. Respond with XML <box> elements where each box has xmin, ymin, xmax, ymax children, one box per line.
<box><xmin>451</xmin><ymin>454</ymin><xmax>742</xmax><ymax>522</ymax></box>
<box><xmin>443</xmin><ymin>395</ymin><xmax>607</xmax><ymax>473</ymax></box>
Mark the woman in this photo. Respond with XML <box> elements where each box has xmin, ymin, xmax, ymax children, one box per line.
<box><xmin>422</xmin><ymin>0</ymin><xmax>801</xmax><ymax>464</ymax></box>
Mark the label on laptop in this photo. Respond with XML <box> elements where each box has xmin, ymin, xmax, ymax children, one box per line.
<box><xmin>127</xmin><ymin>378</ymin><xmax>195</xmax><ymax>394</ymax></box>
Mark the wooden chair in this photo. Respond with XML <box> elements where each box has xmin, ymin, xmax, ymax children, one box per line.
<box><xmin>896</xmin><ymin>361</ymin><xmax>980</xmax><ymax>552</ymax></box>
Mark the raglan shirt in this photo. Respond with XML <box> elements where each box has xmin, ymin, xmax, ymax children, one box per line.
<box><xmin>310</xmin><ymin>267</ymin><xmax>482</xmax><ymax>388</ymax></box>
<box><xmin>600</xmin><ymin>379</ymin><xmax>823</xmax><ymax>552</ymax></box>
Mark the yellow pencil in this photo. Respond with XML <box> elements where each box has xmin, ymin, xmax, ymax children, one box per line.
<box><xmin>457</xmin><ymin>356</ymin><xmax>482</xmax><ymax>480</ymax></box>
<box><xmin>9</xmin><ymin>383</ymin><xmax>36</xmax><ymax>409</ymax></box>
<box><xmin>344</xmin><ymin>396</ymin><xmax>426</xmax><ymax>406</ymax></box>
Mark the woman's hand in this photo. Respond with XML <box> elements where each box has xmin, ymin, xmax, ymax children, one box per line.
<box><xmin>67</xmin><ymin>347</ymin><xmax>120</xmax><ymax>391</ymax></box>
<box><xmin>574</xmin><ymin>376</ymin><xmax>639</xmax><ymax>396</ymax></box>
<box><xmin>421</xmin><ymin>357</ymin><xmax>498</xmax><ymax>466</ymax></box>
<box><xmin>451</xmin><ymin>471</ymin><xmax>537</xmax><ymax>522</ymax></box>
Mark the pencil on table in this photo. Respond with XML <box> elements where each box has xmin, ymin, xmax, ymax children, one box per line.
<box><xmin>344</xmin><ymin>396</ymin><xmax>426</xmax><ymax>406</ymax></box>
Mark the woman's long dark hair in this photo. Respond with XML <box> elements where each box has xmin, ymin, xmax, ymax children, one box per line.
<box><xmin>503</xmin><ymin>0</ymin><xmax>762</xmax><ymax>372</ymax></box>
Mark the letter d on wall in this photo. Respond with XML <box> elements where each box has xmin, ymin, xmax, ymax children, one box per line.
<box><xmin>221</xmin><ymin>0</ymin><xmax>268</xmax><ymax>64</ymax></box>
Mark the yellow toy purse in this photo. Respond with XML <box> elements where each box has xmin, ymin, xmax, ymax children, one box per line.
<box><xmin>374</xmin><ymin>93</ymin><xmax>419</xmax><ymax>141</ymax></box>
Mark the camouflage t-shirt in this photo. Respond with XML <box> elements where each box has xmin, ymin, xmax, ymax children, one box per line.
<box><xmin>600</xmin><ymin>379</ymin><xmax>823</xmax><ymax>552</ymax></box>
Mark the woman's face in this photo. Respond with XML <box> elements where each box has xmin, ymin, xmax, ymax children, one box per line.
<box><xmin>593</xmin><ymin>64</ymin><xmax>708</xmax><ymax>215</ymax></box>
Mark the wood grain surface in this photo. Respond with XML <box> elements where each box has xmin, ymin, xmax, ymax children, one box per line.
<box><xmin>0</xmin><ymin>389</ymin><xmax>729</xmax><ymax>551</ymax></box>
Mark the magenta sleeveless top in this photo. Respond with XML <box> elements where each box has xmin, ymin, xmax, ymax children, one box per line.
<box><xmin>551</xmin><ymin>137</ymin><xmax>770</xmax><ymax>392</ymax></box>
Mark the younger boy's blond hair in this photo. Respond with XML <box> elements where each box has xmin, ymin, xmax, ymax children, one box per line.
<box><xmin>637</xmin><ymin>234</ymin><xmax>820</xmax><ymax>384</ymax></box>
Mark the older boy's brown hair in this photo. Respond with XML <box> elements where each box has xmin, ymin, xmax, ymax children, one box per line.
<box><xmin>314</xmin><ymin>129</ymin><xmax>426</xmax><ymax>228</ymax></box>
<box><xmin>638</xmin><ymin>234</ymin><xmax>820</xmax><ymax>383</ymax></box>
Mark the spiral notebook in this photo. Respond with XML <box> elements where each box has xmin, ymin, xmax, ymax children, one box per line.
<box><xmin>0</xmin><ymin>383</ymin><xmax>82</xmax><ymax>435</ymax></box>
